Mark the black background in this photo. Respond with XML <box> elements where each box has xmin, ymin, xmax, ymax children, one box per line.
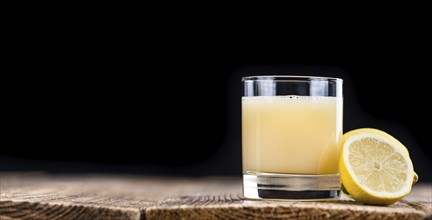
<box><xmin>2</xmin><ymin>15</ymin><xmax>431</xmax><ymax>181</ymax></box>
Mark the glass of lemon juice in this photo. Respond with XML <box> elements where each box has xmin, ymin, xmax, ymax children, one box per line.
<box><xmin>242</xmin><ymin>76</ymin><xmax>343</xmax><ymax>200</ymax></box>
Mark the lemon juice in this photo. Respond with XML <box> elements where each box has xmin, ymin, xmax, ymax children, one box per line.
<box><xmin>242</xmin><ymin>96</ymin><xmax>343</xmax><ymax>175</ymax></box>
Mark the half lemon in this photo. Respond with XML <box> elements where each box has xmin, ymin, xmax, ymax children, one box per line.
<box><xmin>339</xmin><ymin>128</ymin><xmax>416</xmax><ymax>205</ymax></box>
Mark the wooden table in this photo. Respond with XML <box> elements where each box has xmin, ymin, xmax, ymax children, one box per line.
<box><xmin>0</xmin><ymin>173</ymin><xmax>431</xmax><ymax>220</ymax></box>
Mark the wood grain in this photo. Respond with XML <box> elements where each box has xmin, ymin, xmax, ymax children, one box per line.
<box><xmin>0</xmin><ymin>173</ymin><xmax>431</xmax><ymax>220</ymax></box>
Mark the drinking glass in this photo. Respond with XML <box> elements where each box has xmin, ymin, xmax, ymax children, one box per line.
<box><xmin>242</xmin><ymin>76</ymin><xmax>343</xmax><ymax>200</ymax></box>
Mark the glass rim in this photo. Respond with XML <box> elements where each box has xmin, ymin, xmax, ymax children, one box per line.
<box><xmin>242</xmin><ymin>75</ymin><xmax>343</xmax><ymax>82</ymax></box>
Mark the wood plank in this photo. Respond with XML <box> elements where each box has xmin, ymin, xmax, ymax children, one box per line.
<box><xmin>0</xmin><ymin>173</ymin><xmax>431</xmax><ymax>220</ymax></box>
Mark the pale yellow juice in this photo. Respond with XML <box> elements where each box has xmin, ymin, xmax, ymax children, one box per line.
<box><xmin>242</xmin><ymin>96</ymin><xmax>343</xmax><ymax>174</ymax></box>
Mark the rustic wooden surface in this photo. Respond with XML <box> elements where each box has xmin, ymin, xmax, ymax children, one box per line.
<box><xmin>0</xmin><ymin>173</ymin><xmax>431</xmax><ymax>220</ymax></box>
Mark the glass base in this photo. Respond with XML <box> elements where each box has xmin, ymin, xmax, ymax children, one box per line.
<box><xmin>243</xmin><ymin>172</ymin><xmax>340</xmax><ymax>201</ymax></box>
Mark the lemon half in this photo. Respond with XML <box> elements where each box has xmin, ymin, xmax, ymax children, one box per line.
<box><xmin>339</xmin><ymin>128</ymin><xmax>416</xmax><ymax>205</ymax></box>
